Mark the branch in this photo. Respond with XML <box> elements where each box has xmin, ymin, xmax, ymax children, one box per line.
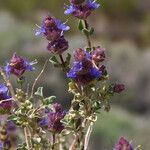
<box><xmin>84</xmin><ymin>20</ymin><xmax>92</xmax><ymax>49</ymax></box>
<box><xmin>24</xmin><ymin>126</ymin><xmax>32</xmax><ymax>150</ymax></box>
<box><xmin>31</xmin><ymin>59</ymin><xmax>48</xmax><ymax>98</ymax></box>
<box><xmin>69</xmin><ymin>134</ymin><xmax>79</xmax><ymax>150</ymax></box>
<box><xmin>84</xmin><ymin>122</ymin><xmax>94</xmax><ymax>150</ymax></box>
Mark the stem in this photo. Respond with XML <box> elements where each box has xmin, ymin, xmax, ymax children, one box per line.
<box><xmin>52</xmin><ymin>133</ymin><xmax>56</xmax><ymax>150</ymax></box>
<box><xmin>24</xmin><ymin>127</ymin><xmax>32</xmax><ymax>149</ymax></box>
<box><xmin>59</xmin><ymin>54</ymin><xmax>66</xmax><ymax>68</ymax></box>
<box><xmin>69</xmin><ymin>134</ymin><xmax>79</xmax><ymax>150</ymax></box>
<box><xmin>84</xmin><ymin>20</ymin><xmax>92</xmax><ymax>49</ymax></box>
<box><xmin>0</xmin><ymin>98</ymin><xmax>14</xmax><ymax>104</ymax></box>
<box><xmin>84</xmin><ymin>122</ymin><xmax>94</xmax><ymax>150</ymax></box>
<box><xmin>31</xmin><ymin>59</ymin><xmax>48</xmax><ymax>98</ymax></box>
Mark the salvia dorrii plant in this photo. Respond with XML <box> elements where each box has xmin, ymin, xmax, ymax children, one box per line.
<box><xmin>0</xmin><ymin>0</ymin><xmax>141</xmax><ymax>150</ymax></box>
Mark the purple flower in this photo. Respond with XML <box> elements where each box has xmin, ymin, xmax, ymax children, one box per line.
<box><xmin>113</xmin><ymin>84</ymin><xmax>125</xmax><ymax>93</ymax></box>
<box><xmin>65</xmin><ymin>5</ymin><xmax>91</xmax><ymax>19</ymax></box>
<box><xmin>47</xmin><ymin>36</ymin><xmax>69</xmax><ymax>54</ymax></box>
<box><xmin>0</xmin><ymin>84</ymin><xmax>10</xmax><ymax>100</ymax></box>
<box><xmin>64</xmin><ymin>0</ymin><xmax>100</xmax><ymax>19</ymax></box>
<box><xmin>35</xmin><ymin>16</ymin><xmax>69</xmax><ymax>41</ymax></box>
<box><xmin>86</xmin><ymin>0</ymin><xmax>100</xmax><ymax>10</ymax></box>
<box><xmin>38</xmin><ymin>103</ymin><xmax>66</xmax><ymax>133</ymax></box>
<box><xmin>0</xmin><ymin>84</ymin><xmax>12</xmax><ymax>111</ymax></box>
<box><xmin>67</xmin><ymin>49</ymin><xmax>101</xmax><ymax>85</ymax></box>
<box><xmin>47</xmin><ymin>111</ymin><xmax>66</xmax><ymax>133</ymax></box>
<box><xmin>5</xmin><ymin>53</ymin><xmax>35</xmax><ymax>77</ymax></box>
<box><xmin>35</xmin><ymin>26</ymin><xmax>46</xmax><ymax>36</ymax></box>
<box><xmin>36</xmin><ymin>16</ymin><xmax>69</xmax><ymax>54</ymax></box>
<box><xmin>113</xmin><ymin>137</ymin><xmax>134</xmax><ymax>150</ymax></box>
<box><xmin>64</xmin><ymin>5</ymin><xmax>76</xmax><ymax>15</ymax></box>
<box><xmin>38</xmin><ymin>118</ymin><xmax>48</xmax><ymax>127</ymax></box>
<box><xmin>6</xmin><ymin>121</ymin><xmax>16</xmax><ymax>132</ymax></box>
<box><xmin>0</xmin><ymin>140</ymin><xmax>11</xmax><ymax>149</ymax></box>
<box><xmin>55</xmin><ymin>19</ymin><xmax>70</xmax><ymax>31</ymax></box>
<box><xmin>92</xmin><ymin>46</ymin><xmax>106</xmax><ymax>62</ymax></box>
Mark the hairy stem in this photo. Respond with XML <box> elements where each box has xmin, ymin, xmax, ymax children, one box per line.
<box><xmin>84</xmin><ymin>20</ymin><xmax>92</xmax><ymax>49</ymax></box>
<box><xmin>24</xmin><ymin>127</ymin><xmax>32</xmax><ymax>149</ymax></box>
<box><xmin>69</xmin><ymin>134</ymin><xmax>79</xmax><ymax>150</ymax></box>
<box><xmin>84</xmin><ymin>122</ymin><xmax>94</xmax><ymax>150</ymax></box>
<box><xmin>52</xmin><ymin>133</ymin><xmax>56</xmax><ymax>150</ymax></box>
<box><xmin>31</xmin><ymin>59</ymin><xmax>48</xmax><ymax>97</ymax></box>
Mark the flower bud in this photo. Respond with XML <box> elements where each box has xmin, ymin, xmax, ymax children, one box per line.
<box><xmin>74</xmin><ymin>48</ymin><xmax>86</xmax><ymax>61</ymax></box>
<box><xmin>113</xmin><ymin>137</ymin><xmax>134</xmax><ymax>150</ymax></box>
<box><xmin>113</xmin><ymin>84</ymin><xmax>125</xmax><ymax>93</ymax></box>
<box><xmin>44</xmin><ymin>16</ymin><xmax>56</xmax><ymax>28</ymax></box>
<box><xmin>45</xmin><ymin>29</ymin><xmax>61</xmax><ymax>41</ymax></box>
<box><xmin>53</xmin><ymin>103</ymin><xmax>63</xmax><ymax>112</ymax></box>
<box><xmin>47</xmin><ymin>36</ymin><xmax>68</xmax><ymax>54</ymax></box>
<box><xmin>92</xmin><ymin>46</ymin><xmax>106</xmax><ymax>62</ymax></box>
<box><xmin>73</xmin><ymin>6</ymin><xmax>91</xmax><ymax>19</ymax></box>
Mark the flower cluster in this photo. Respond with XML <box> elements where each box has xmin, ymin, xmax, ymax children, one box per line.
<box><xmin>113</xmin><ymin>137</ymin><xmax>134</xmax><ymax>150</ymax></box>
<box><xmin>39</xmin><ymin>103</ymin><xmax>66</xmax><ymax>133</ymax></box>
<box><xmin>0</xmin><ymin>84</ymin><xmax>12</xmax><ymax>112</ymax></box>
<box><xmin>67</xmin><ymin>47</ymin><xmax>107</xmax><ymax>85</ymax></box>
<box><xmin>65</xmin><ymin>0</ymin><xmax>100</xmax><ymax>19</ymax></box>
<box><xmin>36</xmin><ymin>16</ymin><xmax>69</xmax><ymax>54</ymax></box>
<box><xmin>5</xmin><ymin>53</ymin><xmax>34</xmax><ymax>77</ymax></box>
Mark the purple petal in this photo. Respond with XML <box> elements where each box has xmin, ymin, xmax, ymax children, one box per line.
<box><xmin>35</xmin><ymin>27</ymin><xmax>46</xmax><ymax>36</ymax></box>
<box><xmin>55</xmin><ymin>19</ymin><xmax>70</xmax><ymax>31</ymax></box>
<box><xmin>64</xmin><ymin>5</ymin><xmax>76</xmax><ymax>15</ymax></box>
<box><xmin>87</xmin><ymin>0</ymin><xmax>100</xmax><ymax>9</ymax></box>
<box><xmin>4</xmin><ymin>63</ymin><xmax>12</xmax><ymax>77</ymax></box>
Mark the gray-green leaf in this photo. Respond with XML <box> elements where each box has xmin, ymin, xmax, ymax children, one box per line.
<box><xmin>35</xmin><ymin>87</ymin><xmax>43</xmax><ymax>97</ymax></box>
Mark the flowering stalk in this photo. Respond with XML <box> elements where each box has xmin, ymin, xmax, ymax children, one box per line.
<box><xmin>0</xmin><ymin>1</ymin><xmax>141</xmax><ymax>150</ymax></box>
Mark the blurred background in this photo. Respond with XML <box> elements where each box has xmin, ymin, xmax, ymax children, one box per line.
<box><xmin>0</xmin><ymin>0</ymin><xmax>150</xmax><ymax>149</ymax></box>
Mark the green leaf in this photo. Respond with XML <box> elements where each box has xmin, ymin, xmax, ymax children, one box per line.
<box><xmin>35</xmin><ymin>87</ymin><xmax>43</xmax><ymax>97</ymax></box>
<box><xmin>68</xmin><ymin>82</ymin><xmax>78</xmax><ymax>94</ymax></box>
<box><xmin>44</xmin><ymin>96</ymin><xmax>56</xmax><ymax>105</ymax></box>
<box><xmin>33</xmin><ymin>137</ymin><xmax>41</xmax><ymax>144</ymax></box>
<box><xmin>25</xmin><ymin>100</ymin><xmax>33</xmax><ymax>109</ymax></box>
<box><xmin>49</xmin><ymin>56</ymin><xmax>59</xmax><ymax>65</ymax></box>
<box><xmin>17</xmin><ymin>143</ymin><xmax>27</xmax><ymax>150</ymax></box>
<box><xmin>82</xmin><ymin>28</ymin><xmax>90</xmax><ymax>36</ymax></box>
<box><xmin>8</xmin><ymin>114</ymin><xmax>18</xmax><ymax>121</ymax></box>
<box><xmin>78</xmin><ymin>20</ymin><xmax>84</xmax><ymax>31</ymax></box>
